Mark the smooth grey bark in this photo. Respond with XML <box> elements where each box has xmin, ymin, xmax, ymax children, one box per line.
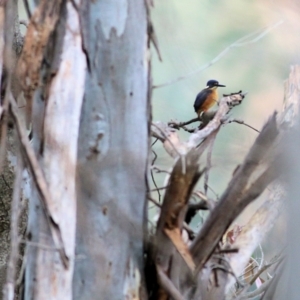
<box><xmin>73</xmin><ymin>1</ymin><xmax>150</xmax><ymax>299</ymax></box>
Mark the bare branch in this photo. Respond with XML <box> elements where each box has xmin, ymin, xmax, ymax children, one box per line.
<box><xmin>190</xmin><ymin>113</ymin><xmax>280</xmax><ymax>274</ymax></box>
<box><xmin>227</xmin><ymin>119</ymin><xmax>260</xmax><ymax>133</ymax></box>
<box><xmin>186</xmin><ymin>92</ymin><xmax>246</xmax><ymax>149</ymax></box>
<box><xmin>23</xmin><ymin>0</ymin><xmax>32</xmax><ymax>19</ymax></box>
<box><xmin>237</xmin><ymin>279</ymin><xmax>272</xmax><ymax>300</ymax></box>
<box><xmin>155</xmin><ymin>151</ymin><xmax>204</xmax><ymax>269</ymax></box>
<box><xmin>153</xmin><ymin>20</ymin><xmax>283</xmax><ymax>89</ymax></box>
<box><xmin>152</xmin><ymin>92</ymin><xmax>246</xmax><ymax>157</ymax></box>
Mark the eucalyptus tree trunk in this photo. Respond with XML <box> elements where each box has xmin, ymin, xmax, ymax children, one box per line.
<box><xmin>73</xmin><ymin>0</ymin><xmax>150</xmax><ymax>299</ymax></box>
<box><xmin>19</xmin><ymin>0</ymin><xmax>150</xmax><ymax>299</ymax></box>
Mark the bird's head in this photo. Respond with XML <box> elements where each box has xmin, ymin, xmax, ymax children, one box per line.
<box><xmin>206</xmin><ymin>79</ymin><xmax>226</xmax><ymax>89</ymax></box>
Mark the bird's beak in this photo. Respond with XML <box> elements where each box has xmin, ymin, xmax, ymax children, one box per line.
<box><xmin>217</xmin><ymin>84</ymin><xmax>226</xmax><ymax>87</ymax></box>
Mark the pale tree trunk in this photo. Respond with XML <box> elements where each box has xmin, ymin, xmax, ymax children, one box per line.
<box><xmin>19</xmin><ymin>0</ymin><xmax>150</xmax><ymax>299</ymax></box>
<box><xmin>73</xmin><ymin>1</ymin><xmax>150</xmax><ymax>299</ymax></box>
<box><xmin>24</xmin><ymin>1</ymin><xmax>85</xmax><ymax>299</ymax></box>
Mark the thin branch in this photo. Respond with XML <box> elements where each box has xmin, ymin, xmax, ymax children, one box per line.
<box><xmin>236</xmin><ymin>279</ymin><xmax>272</xmax><ymax>300</ymax></box>
<box><xmin>23</xmin><ymin>0</ymin><xmax>32</xmax><ymax>19</ymax></box>
<box><xmin>151</xmin><ymin>149</ymin><xmax>161</xmax><ymax>202</ymax></box>
<box><xmin>151</xmin><ymin>165</ymin><xmax>171</xmax><ymax>174</ymax></box>
<box><xmin>149</xmin><ymin>185</ymin><xmax>169</xmax><ymax>192</ymax></box>
<box><xmin>168</xmin><ymin>117</ymin><xmax>200</xmax><ymax>129</ymax></box>
<box><xmin>227</xmin><ymin>119</ymin><xmax>260</xmax><ymax>133</ymax></box>
<box><xmin>151</xmin><ymin>137</ymin><xmax>158</xmax><ymax>147</ymax></box>
<box><xmin>148</xmin><ymin>196</ymin><xmax>162</xmax><ymax>208</ymax></box>
<box><xmin>153</xmin><ymin>20</ymin><xmax>283</xmax><ymax>89</ymax></box>
<box><xmin>249</xmin><ymin>254</ymin><xmax>284</xmax><ymax>286</ymax></box>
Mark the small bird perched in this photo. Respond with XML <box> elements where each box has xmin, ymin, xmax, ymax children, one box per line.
<box><xmin>194</xmin><ymin>79</ymin><xmax>226</xmax><ymax>118</ymax></box>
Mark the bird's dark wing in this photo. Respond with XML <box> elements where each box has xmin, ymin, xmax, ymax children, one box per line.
<box><xmin>194</xmin><ymin>89</ymin><xmax>212</xmax><ymax>113</ymax></box>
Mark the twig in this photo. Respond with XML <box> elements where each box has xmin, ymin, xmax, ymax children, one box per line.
<box><xmin>150</xmin><ymin>186</ymin><xmax>169</xmax><ymax>192</ymax></box>
<box><xmin>168</xmin><ymin>117</ymin><xmax>200</xmax><ymax>129</ymax></box>
<box><xmin>215</xmin><ymin>248</ymin><xmax>239</xmax><ymax>254</ymax></box>
<box><xmin>148</xmin><ymin>196</ymin><xmax>162</xmax><ymax>208</ymax></box>
<box><xmin>192</xmin><ymin>190</ymin><xmax>216</xmax><ymax>210</ymax></box>
<box><xmin>9</xmin><ymin>94</ymin><xmax>69</xmax><ymax>268</ymax></box>
<box><xmin>3</xmin><ymin>156</ymin><xmax>23</xmax><ymax>300</ymax></box>
<box><xmin>151</xmin><ymin>149</ymin><xmax>161</xmax><ymax>202</ymax></box>
<box><xmin>151</xmin><ymin>165</ymin><xmax>171</xmax><ymax>174</ymax></box>
<box><xmin>151</xmin><ymin>137</ymin><xmax>158</xmax><ymax>147</ymax></box>
<box><xmin>227</xmin><ymin>119</ymin><xmax>260</xmax><ymax>133</ymax></box>
<box><xmin>249</xmin><ymin>254</ymin><xmax>283</xmax><ymax>286</ymax></box>
<box><xmin>153</xmin><ymin>20</ymin><xmax>283</xmax><ymax>89</ymax></box>
<box><xmin>206</xmin><ymin>184</ymin><xmax>219</xmax><ymax>199</ymax></box>
<box><xmin>236</xmin><ymin>279</ymin><xmax>272</xmax><ymax>300</ymax></box>
<box><xmin>23</xmin><ymin>0</ymin><xmax>32</xmax><ymax>19</ymax></box>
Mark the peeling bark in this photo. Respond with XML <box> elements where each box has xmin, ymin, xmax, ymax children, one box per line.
<box><xmin>24</xmin><ymin>0</ymin><xmax>86</xmax><ymax>299</ymax></box>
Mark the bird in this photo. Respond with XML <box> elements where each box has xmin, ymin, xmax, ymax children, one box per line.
<box><xmin>194</xmin><ymin>79</ymin><xmax>226</xmax><ymax>118</ymax></box>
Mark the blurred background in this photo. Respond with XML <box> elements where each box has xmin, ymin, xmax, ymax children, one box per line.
<box><xmin>149</xmin><ymin>1</ymin><xmax>300</xmax><ymax>264</ymax></box>
<box><xmin>150</xmin><ymin>0</ymin><xmax>300</xmax><ymax>219</ymax></box>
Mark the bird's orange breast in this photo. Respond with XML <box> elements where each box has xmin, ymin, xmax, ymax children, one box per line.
<box><xmin>200</xmin><ymin>89</ymin><xmax>218</xmax><ymax>112</ymax></box>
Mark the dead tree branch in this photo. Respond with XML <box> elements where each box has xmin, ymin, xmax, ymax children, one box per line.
<box><xmin>153</xmin><ymin>20</ymin><xmax>283</xmax><ymax>89</ymax></box>
<box><xmin>152</xmin><ymin>91</ymin><xmax>246</xmax><ymax>157</ymax></box>
<box><xmin>154</xmin><ymin>150</ymin><xmax>204</xmax><ymax>272</ymax></box>
<box><xmin>190</xmin><ymin>113</ymin><xmax>280</xmax><ymax>274</ymax></box>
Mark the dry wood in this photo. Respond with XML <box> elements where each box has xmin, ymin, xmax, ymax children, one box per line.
<box><xmin>225</xmin><ymin>65</ymin><xmax>300</xmax><ymax>294</ymax></box>
<box><xmin>151</xmin><ymin>91</ymin><xmax>246</xmax><ymax>158</ymax></box>
<box><xmin>154</xmin><ymin>150</ymin><xmax>203</xmax><ymax>271</ymax></box>
<box><xmin>190</xmin><ymin>113</ymin><xmax>280</xmax><ymax>274</ymax></box>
